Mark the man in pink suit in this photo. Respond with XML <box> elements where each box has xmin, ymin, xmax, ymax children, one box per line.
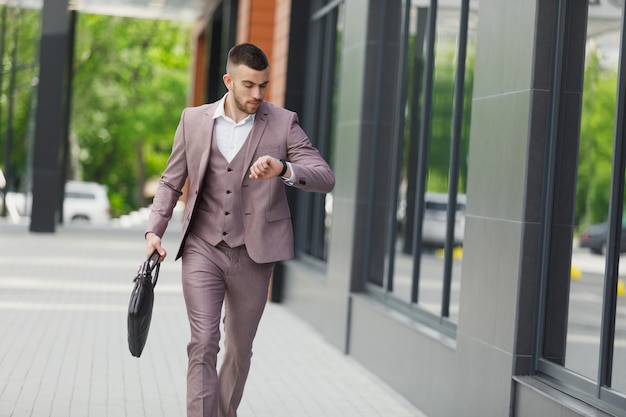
<box><xmin>144</xmin><ymin>43</ymin><xmax>335</xmax><ymax>417</ymax></box>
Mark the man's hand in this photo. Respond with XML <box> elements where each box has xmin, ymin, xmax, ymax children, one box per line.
<box><xmin>146</xmin><ymin>232</ymin><xmax>167</xmax><ymax>262</ymax></box>
<box><xmin>249</xmin><ymin>156</ymin><xmax>289</xmax><ymax>179</ymax></box>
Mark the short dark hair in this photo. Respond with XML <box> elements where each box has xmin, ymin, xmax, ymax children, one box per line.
<box><xmin>226</xmin><ymin>43</ymin><xmax>269</xmax><ymax>72</ymax></box>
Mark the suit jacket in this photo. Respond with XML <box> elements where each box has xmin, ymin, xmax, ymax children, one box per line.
<box><xmin>146</xmin><ymin>100</ymin><xmax>335</xmax><ymax>264</ymax></box>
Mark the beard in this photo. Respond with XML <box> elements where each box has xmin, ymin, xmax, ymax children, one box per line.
<box><xmin>232</xmin><ymin>88</ymin><xmax>262</xmax><ymax>115</ymax></box>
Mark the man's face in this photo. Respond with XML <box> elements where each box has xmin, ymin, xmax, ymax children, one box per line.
<box><xmin>224</xmin><ymin>64</ymin><xmax>270</xmax><ymax>116</ymax></box>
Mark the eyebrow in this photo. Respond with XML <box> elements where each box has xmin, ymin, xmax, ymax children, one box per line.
<box><xmin>242</xmin><ymin>80</ymin><xmax>269</xmax><ymax>86</ymax></box>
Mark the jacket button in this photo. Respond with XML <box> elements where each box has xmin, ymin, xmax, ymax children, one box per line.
<box><xmin>222</xmin><ymin>232</ymin><xmax>228</xmax><ymax>236</ymax></box>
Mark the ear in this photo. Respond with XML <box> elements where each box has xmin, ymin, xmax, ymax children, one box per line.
<box><xmin>223</xmin><ymin>74</ymin><xmax>232</xmax><ymax>90</ymax></box>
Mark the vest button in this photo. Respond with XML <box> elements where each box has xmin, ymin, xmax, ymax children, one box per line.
<box><xmin>227</xmin><ymin>168</ymin><xmax>233</xmax><ymax>172</ymax></box>
<box><xmin>226</xmin><ymin>190</ymin><xmax>232</xmax><ymax>194</ymax></box>
<box><xmin>225</xmin><ymin>212</ymin><xmax>230</xmax><ymax>215</ymax></box>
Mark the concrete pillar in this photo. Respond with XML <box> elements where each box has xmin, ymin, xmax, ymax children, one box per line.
<box><xmin>30</xmin><ymin>0</ymin><xmax>69</xmax><ymax>232</ymax></box>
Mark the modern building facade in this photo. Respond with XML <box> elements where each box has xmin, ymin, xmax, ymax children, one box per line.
<box><xmin>24</xmin><ymin>0</ymin><xmax>626</xmax><ymax>415</ymax></box>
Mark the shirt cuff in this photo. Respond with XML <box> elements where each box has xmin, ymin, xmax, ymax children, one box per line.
<box><xmin>281</xmin><ymin>162</ymin><xmax>295</xmax><ymax>186</ymax></box>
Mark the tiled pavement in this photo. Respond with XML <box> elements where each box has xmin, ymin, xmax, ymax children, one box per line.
<box><xmin>0</xmin><ymin>221</ymin><xmax>428</xmax><ymax>417</ymax></box>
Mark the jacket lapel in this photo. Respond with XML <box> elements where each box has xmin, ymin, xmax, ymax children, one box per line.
<box><xmin>198</xmin><ymin>103</ymin><xmax>218</xmax><ymax>182</ymax></box>
<box><xmin>241</xmin><ymin>102</ymin><xmax>269</xmax><ymax>183</ymax></box>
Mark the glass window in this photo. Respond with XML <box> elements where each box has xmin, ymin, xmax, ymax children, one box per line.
<box><xmin>365</xmin><ymin>0</ymin><xmax>476</xmax><ymax>330</ymax></box>
<box><xmin>295</xmin><ymin>0</ymin><xmax>343</xmax><ymax>261</ymax></box>
<box><xmin>565</xmin><ymin>15</ymin><xmax>620</xmax><ymax>381</ymax></box>
<box><xmin>538</xmin><ymin>1</ymin><xmax>626</xmax><ymax>413</ymax></box>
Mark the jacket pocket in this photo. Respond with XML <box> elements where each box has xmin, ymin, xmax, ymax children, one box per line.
<box><xmin>265</xmin><ymin>206</ymin><xmax>291</xmax><ymax>222</ymax></box>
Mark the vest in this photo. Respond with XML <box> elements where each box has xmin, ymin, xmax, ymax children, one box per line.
<box><xmin>195</xmin><ymin>135</ymin><xmax>248</xmax><ymax>248</ymax></box>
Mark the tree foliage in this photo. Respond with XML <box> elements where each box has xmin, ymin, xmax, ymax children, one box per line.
<box><xmin>0</xmin><ymin>9</ymin><xmax>192</xmax><ymax>218</ymax></box>
<box><xmin>428</xmin><ymin>41</ymin><xmax>474</xmax><ymax>193</ymax></box>
<box><xmin>0</xmin><ymin>6</ymin><xmax>41</xmax><ymax>192</ymax></box>
<box><xmin>402</xmin><ymin>35</ymin><xmax>474</xmax><ymax>195</ymax></box>
<box><xmin>576</xmin><ymin>47</ymin><xmax>618</xmax><ymax>228</ymax></box>
<box><xmin>71</xmin><ymin>14</ymin><xmax>192</xmax><ymax>216</ymax></box>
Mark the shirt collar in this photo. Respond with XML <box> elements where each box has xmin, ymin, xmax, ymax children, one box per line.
<box><xmin>214</xmin><ymin>93</ymin><xmax>256</xmax><ymax>125</ymax></box>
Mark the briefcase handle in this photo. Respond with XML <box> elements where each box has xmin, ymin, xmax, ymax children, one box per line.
<box><xmin>141</xmin><ymin>249</ymin><xmax>160</xmax><ymax>287</ymax></box>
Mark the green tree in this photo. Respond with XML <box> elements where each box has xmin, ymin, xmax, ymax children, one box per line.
<box><xmin>71</xmin><ymin>14</ymin><xmax>192</xmax><ymax>216</ymax></box>
<box><xmin>427</xmin><ymin>38</ymin><xmax>474</xmax><ymax>194</ymax></box>
<box><xmin>576</xmin><ymin>48</ymin><xmax>618</xmax><ymax>227</ymax></box>
<box><xmin>0</xmin><ymin>6</ymin><xmax>41</xmax><ymax>192</ymax></box>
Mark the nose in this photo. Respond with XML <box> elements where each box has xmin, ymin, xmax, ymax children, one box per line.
<box><xmin>252</xmin><ymin>87</ymin><xmax>263</xmax><ymax>99</ymax></box>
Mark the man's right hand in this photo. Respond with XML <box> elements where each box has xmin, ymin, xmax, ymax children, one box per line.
<box><xmin>146</xmin><ymin>232</ymin><xmax>167</xmax><ymax>262</ymax></box>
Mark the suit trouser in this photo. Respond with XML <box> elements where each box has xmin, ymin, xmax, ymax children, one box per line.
<box><xmin>181</xmin><ymin>231</ymin><xmax>274</xmax><ymax>417</ymax></box>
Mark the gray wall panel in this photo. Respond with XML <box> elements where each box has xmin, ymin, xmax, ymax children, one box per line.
<box><xmin>453</xmin><ymin>332</ymin><xmax>515</xmax><ymax>416</ymax></box>
<box><xmin>465</xmin><ymin>91</ymin><xmax>532</xmax><ymax>222</ymax></box>
<box><xmin>455</xmin><ymin>0</ymin><xmax>540</xmax><ymax>413</ymax></box>
<box><xmin>472</xmin><ymin>0</ymin><xmax>536</xmax><ymax>97</ymax></box>
<box><xmin>348</xmin><ymin>295</ymin><xmax>456</xmax><ymax>417</ymax></box>
<box><xmin>458</xmin><ymin>215</ymin><xmax>523</xmax><ymax>353</ymax></box>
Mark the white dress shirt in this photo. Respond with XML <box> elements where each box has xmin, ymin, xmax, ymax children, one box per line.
<box><xmin>213</xmin><ymin>94</ymin><xmax>255</xmax><ymax>163</ymax></box>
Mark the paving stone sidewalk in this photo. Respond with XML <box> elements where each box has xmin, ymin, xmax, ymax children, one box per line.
<box><xmin>0</xmin><ymin>222</ymin><xmax>428</xmax><ymax>417</ymax></box>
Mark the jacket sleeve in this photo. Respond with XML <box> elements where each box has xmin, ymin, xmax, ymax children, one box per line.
<box><xmin>285</xmin><ymin>112</ymin><xmax>335</xmax><ymax>194</ymax></box>
<box><xmin>146</xmin><ymin>109</ymin><xmax>189</xmax><ymax>237</ymax></box>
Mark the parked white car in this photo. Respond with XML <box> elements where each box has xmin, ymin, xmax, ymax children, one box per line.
<box><xmin>3</xmin><ymin>181</ymin><xmax>111</xmax><ymax>225</ymax></box>
<box><xmin>63</xmin><ymin>181</ymin><xmax>111</xmax><ymax>225</ymax></box>
<box><xmin>421</xmin><ymin>192</ymin><xmax>466</xmax><ymax>247</ymax></box>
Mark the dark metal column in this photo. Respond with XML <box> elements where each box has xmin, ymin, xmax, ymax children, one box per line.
<box><xmin>441</xmin><ymin>0</ymin><xmax>470</xmax><ymax>318</ymax></box>
<box><xmin>30</xmin><ymin>0</ymin><xmax>69</xmax><ymax>232</ymax></box>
